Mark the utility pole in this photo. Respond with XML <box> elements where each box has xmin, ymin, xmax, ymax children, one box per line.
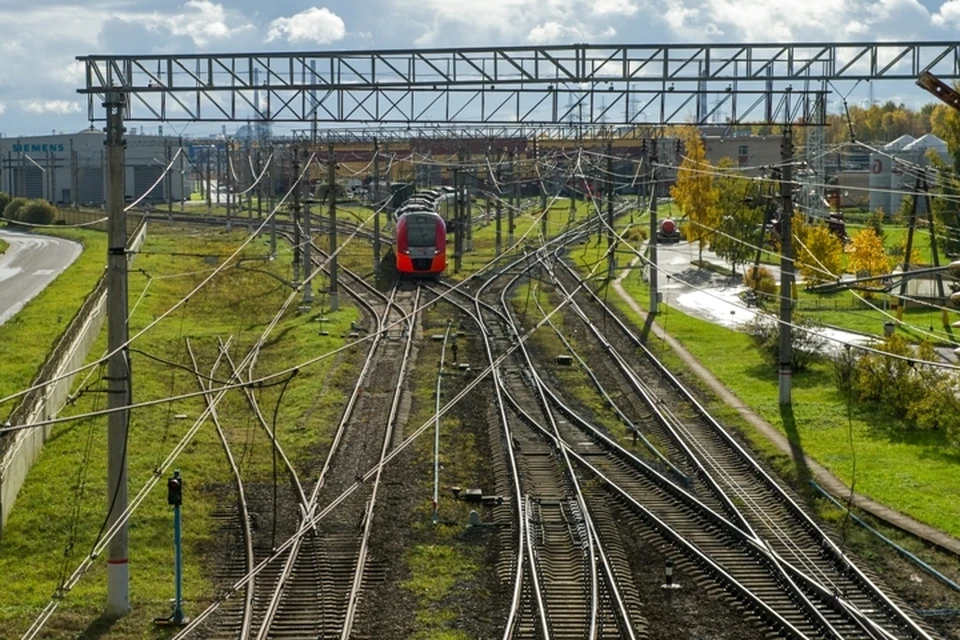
<box><xmin>466</xmin><ymin>161</ymin><xmax>474</xmax><ymax>253</ymax></box>
<box><xmin>178</xmin><ymin>137</ymin><xmax>185</xmax><ymax>213</ymax></box>
<box><xmin>649</xmin><ymin>139</ymin><xmax>659</xmax><ymax>316</ymax></box>
<box><xmin>778</xmin><ymin>124</ymin><xmax>795</xmax><ymax>406</ymax></box>
<box><xmin>292</xmin><ymin>148</ymin><xmax>302</xmax><ymax>288</ymax></box>
<box><xmin>205</xmin><ymin>149</ymin><xmax>212</xmax><ymax>213</ymax></box>
<box><xmin>165</xmin><ymin>141</ymin><xmax>173</xmax><ymax>220</ymax></box>
<box><xmin>607</xmin><ymin>141</ymin><xmax>615</xmax><ymax>280</ymax></box>
<box><xmin>453</xmin><ymin>147</ymin><xmax>463</xmax><ymax>274</ymax></box>
<box><xmin>508</xmin><ymin>147</ymin><xmax>516</xmax><ymax>247</ymax></box>
<box><xmin>495</xmin><ymin>154</ymin><xmax>503</xmax><ymax>258</ymax></box>
<box><xmin>268</xmin><ymin>144</ymin><xmax>276</xmax><ymax>258</ymax></box>
<box><xmin>104</xmin><ymin>89</ymin><xmax>130</xmax><ymax>617</ymax></box>
<box><xmin>328</xmin><ymin>143</ymin><xmax>338</xmax><ymax>312</ymax></box>
<box><xmin>225</xmin><ymin>142</ymin><xmax>232</xmax><ymax>231</ymax></box>
<box><xmin>303</xmin><ymin>153</ymin><xmax>313</xmax><ymax>306</ymax></box>
<box><xmin>538</xmin><ymin>138</ymin><xmax>548</xmax><ymax>237</ymax></box>
<box><xmin>373</xmin><ymin>137</ymin><xmax>381</xmax><ymax>274</ymax></box>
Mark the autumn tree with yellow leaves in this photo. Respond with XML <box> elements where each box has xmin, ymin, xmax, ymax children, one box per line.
<box><xmin>670</xmin><ymin>127</ymin><xmax>720</xmax><ymax>263</ymax></box>
<box><xmin>847</xmin><ymin>228</ymin><xmax>890</xmax><ymax>286</ymax></box>
<box><xmin>792</xmin><ymin>214</ymin><xmax>845</xmax><ymax>285</ymax></box>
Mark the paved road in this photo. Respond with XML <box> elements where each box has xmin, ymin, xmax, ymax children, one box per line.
<box><xmin>0</xmin><ymin>229</ymin><xmax>82</xmax><ymax>326</ymax></box>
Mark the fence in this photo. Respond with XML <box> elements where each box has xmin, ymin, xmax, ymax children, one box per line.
<box><xmin>0</xmin><ymin>220</ymin><xmax>147</xmax><ymax>537</ymax></box>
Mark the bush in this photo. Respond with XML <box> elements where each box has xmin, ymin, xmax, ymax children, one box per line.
<box><xmin>744</xmin><ymin>265</ymin><xmax>777</xmax><ymax>296</ymax></box>
<box><xmin>18</xmin><ymin>200</ymin><xmax>57</xmax><ymax>225</ymax></box>
<box><xmin>0</xmin><ymin>191</ymin><xmax>10</xmax><ymax>217</ymax></box>
<box><xmin>744</xmin><ymin>314</ymin><xmax>826</xmax><ymax>372</ymax></box>
<box><xmin>3</xmin><ymin>197</ymin><xmax>28</xmax><ymax>221</ymax></box>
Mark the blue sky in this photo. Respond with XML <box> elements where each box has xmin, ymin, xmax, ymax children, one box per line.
<box><xmin>2</xmin><ymin>0</ymin><xmax>960</xmax><ymax>136</ymax></box>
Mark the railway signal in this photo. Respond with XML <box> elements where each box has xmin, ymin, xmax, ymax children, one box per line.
<box><xmin>156</xmin><ymin>470</ymin><xmax>188</xmax><ymax>627</ymax></box>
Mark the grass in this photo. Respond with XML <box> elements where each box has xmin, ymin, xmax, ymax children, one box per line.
<box><xmin>571</xmin><ymin>237</ymin><xmax>960</xmax><ymax>538</ymax></box>
<box><xmin>0</xmin><ymin>237</ymin><xmax>8</xmax><ymax>254</ymax></box>
<box><xmin>0</xmin><ymin>228</ymin><xmax>105</xmax><ymax>411</ymax></box>
<box><xmin>0</xmin><ymin>225</ymin><xmax>360</xmax><ymax>638</ymax></box>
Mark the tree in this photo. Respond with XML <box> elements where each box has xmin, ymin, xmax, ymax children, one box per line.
<box><xmin>670</xmin><ymin>126</ymin><xmax>719</xmax><ymax>263</ymax></box>
<box><xmin>930</xmin><ymin>102</ymin><xmax>960</xmax><ymax>174</ymax></box>
<box><xmin>847</xmin><ymin>228</ymin><xmax>889</xmax><ymax>284</ymax></box>
<box><xmin>0</xmin><ymin>192</ymin><xmax>10</xmax><ymax>217</ymax></box>
<box><xmin>710</xmin><ymin>158</ymin><xmax>763</xmax><ymax>275</ymax></box>
<box><xmin>792</xmin><ymin>214</ymin><xmax>844</xmax><ymax>284</ymax></box>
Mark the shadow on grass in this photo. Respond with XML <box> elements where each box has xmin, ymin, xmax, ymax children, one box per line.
<box><xmin>780</xmin><ymin>403</ymin><xmax>812</xmax><ymax>487</ymax></box>
<box><xmin>78</xmin><ymin>614</ymin><xmax>119</xmax><ymax>640</ymax></box>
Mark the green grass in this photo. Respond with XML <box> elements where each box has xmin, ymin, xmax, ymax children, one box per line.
<box><xmin>0</xmin><ymin>228</ymin><xmax>105</xmax><ymax>411</ymax></box>
<box><xmin>574</xmin><ymin>236</ymin><xmax>960</xmax><ymax>538</ymax></box>
<box><xmin>0</xmin><ymin>226</ymin><xmax>360</xmax><ymax>638</ymax></box>
<box><xmin>0</xmin><ymin>237</ymin><xmax>8</xmax><ymax>254</ymax></box>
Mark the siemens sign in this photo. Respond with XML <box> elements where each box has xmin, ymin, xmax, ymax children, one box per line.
<box><xmin>11</xmin><ymin>143</ymin><xmax>66</xmax><ymax>153</ymax></box>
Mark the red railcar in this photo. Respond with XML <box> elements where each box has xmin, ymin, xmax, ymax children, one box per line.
<box><xmin>395</xmin><ymin>210</ymin><xmax>447</xmax><ymax>275</ymax></box>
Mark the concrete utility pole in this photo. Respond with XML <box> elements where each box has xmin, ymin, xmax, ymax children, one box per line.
<box><xmin>373</xmin><ymin>137</ymin><xmax>381</xmax><ymax>274</ymax></box>
<box><xmin>328</xmin><ymin>143</ymin><xmax>339</xmax><ymax>312</ymax></box>
<box><xmin>205</xmin><ymin>149</ymin><xmax>212</xmax><ymax>213</ymax></box>
<box><xmin>225</xmin><ymin>142</ymin><xmax>232</xmax><ymax>230</ymax></box>
<box><xmin>649</xmin><ymin>139</ymin><xmax>659</xmax><ymax>316</ymax></box>
<box><xmin>538</xmin><ymin>138</ymin><xmax>548</xmax><ymax>235</ymax></box>
<box><xmin>303</xmin><ymin>152</ymin><xmax>313</xmax><ymax>306</ymax></box>
<box><xmin>268</xmin><ymin>144</ymin><xmax>276</xmax><ymax>258</ymax></box>
<box><xmin>495</xmin><ymin>153</ymin><xmax>503</xmax><ymax>258</ymax></box>
<box><xmin>778</xmin><ymin>124</ymin><xmax>795</xmax><ymax>406</ymax></box>
<box><xmin>178</xmin><ymin>137</ymin><xmax>185</xmax><ymax>213</ymax></box>
<box><xmin>104</xmin><ymin>89</ymin><xmax>130</xmax><ymax>616</ymax></box>
<box><xmin>508</xmin><ymin>147</ymin><xmax>516</xmax><ymax>247</ymax></box>
<box><xmin>292</xmin><ymin>148</ymin><xmax>302</xmax><ymax>288</ymax></box>
<box><xmin>607</xmin><ymin>142</ymin><xmax>615</xmax><ymax>280</ymax></box>
<box><xmin>453</xmin><ymin>147</ymin><xmax>463</xmax><ymax>274</ymax></box>
<box><xmin>466</xmin><ymin>162</ymin><xmax>474</xmax><ymax>253</ymax></box>
<box><xmin>165</xmin><ymin>141</ymin><xmax>173</xmax><ymax>219</ymax></box>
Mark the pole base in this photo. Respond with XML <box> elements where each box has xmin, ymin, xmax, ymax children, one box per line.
<box><xmin>660</xmin><ymin>583</ymin><xmax>682</xmax><ymax>590</ymax></box>
<box><xmin>153</xmin><ymin>615</ymin><xmax>190</xmax><ymax>627</ymax></box>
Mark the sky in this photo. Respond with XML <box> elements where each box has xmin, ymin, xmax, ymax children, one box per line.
<box><xmin>1</xmin><ymin>0</ymin><xmax>960</xmax><ymax>136</ymax></box>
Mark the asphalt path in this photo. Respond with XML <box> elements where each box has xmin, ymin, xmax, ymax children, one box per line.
<box><xmin>0</xmin><ymin>229</ymin><xmax>82</xmax><ymax>326</ymax></box>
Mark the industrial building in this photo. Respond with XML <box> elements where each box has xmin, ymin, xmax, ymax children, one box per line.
<box><xmin>0</xmin><ymin>130</ymin><xmax>191</xmax><ymax>206</ymax></box>
<box><xmin>868</xmin><ymin>134</ymin><xmax>949</xmax><ymax>215</ymax></box>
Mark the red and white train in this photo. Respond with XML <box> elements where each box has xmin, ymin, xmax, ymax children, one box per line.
<box><xmin>394</xmin><ymin>187</ymin><xmax>456</xmax><ymax>276</ymax></box>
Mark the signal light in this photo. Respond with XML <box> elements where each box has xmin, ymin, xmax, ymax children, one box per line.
<box><xmin>167</xmin><ymin>471</ymin><xmax>183</xmax><ymax>506</ymax></box>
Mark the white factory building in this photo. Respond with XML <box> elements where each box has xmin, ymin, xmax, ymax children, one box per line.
<box><xmin>868</xmin><ymin>134</ymin><xmax>949</xmax><ymax>216</ymax></box>
<box><xmin>0</xmin><ymin>129</ymin><xmax>191</xmax><ymax>206</ymax></box>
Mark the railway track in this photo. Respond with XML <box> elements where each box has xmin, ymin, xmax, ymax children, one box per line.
<box><xmin>545</xmin><ymin>251</ymin><xmax>937</xmax><ymax>639</ymax></box>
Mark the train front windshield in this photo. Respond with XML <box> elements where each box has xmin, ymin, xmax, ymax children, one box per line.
<box><xmin>405</xmin><ymin>214</ymin><xmax>438</xmax><ymax>247</ymax></box>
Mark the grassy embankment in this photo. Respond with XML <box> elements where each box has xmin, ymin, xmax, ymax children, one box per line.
<box><xmin>0</xmin><ymin>228</ymin><xmax>106</xmax><ymax>409</ymax></box>
<box><xmin>0</xmin><ymin>226</ymin><xmax>360</xmax><ymax>638</ymax></box>
<box><xmin>570</xmin><ymin>238</ymin><xmax>960</xmax><ymax>542</ymax></box>
<box><xmin>0</xmin><ymin>237</ymin><xmax>8</xmax><ymax>254</ymax></box>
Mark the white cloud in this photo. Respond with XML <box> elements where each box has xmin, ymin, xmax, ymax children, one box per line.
<box><xmin>591</xmin><ymin>0</ymin><xmax>639</xmax><ymax>15</ymax></box>
<box><xmin>0</xmin><ymin>102</ymin><xmax>6</xmax><ymax>115</ymax></box>
<box><xmin>933</xmin><ymin>0</ymin><xmax>960</xmax><ymax>26</ymax></box>
<box><xmin>19</xmin><ymin>100</ymin><xmax>82</xmax><ymax>115</ymax></box>
<box><xmin>266</xmin><ymin>7</ymin><xmax>346</xmax><ymax>44</ymax></box>
<box><xmin>660</xmin><ymin>0</ymin><xmax>928</xmax><ymax>41</ymax></box>
<box><xmin>156</xmin><ymin>0</ymin><xmax>253</xmax><ymax>46</ymax></box>
<box><xmin>527</xmin><ymin>21</ymin><xmax>616</xmax><ymax>44</ymax></box>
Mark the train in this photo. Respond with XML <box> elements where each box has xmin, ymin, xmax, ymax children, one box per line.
<box><xmin>394</xmin><ymin>187</ymin><xmax>457</xmax><ymax>276</ymax></box>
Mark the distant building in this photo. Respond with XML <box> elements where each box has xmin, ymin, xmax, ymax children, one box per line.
<box><xmin>868</xmin><ymin>134</ymin><xmax>949</xmax><ymax>216</ymax></box>
<box><xmin>0</xmin><ymin>129</ymin><xmax>192</xmax><ymax>205</ymax></box>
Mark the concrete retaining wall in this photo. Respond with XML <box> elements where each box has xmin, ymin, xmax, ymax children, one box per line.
<box><xmin>0</xmin><ymin>221</ymin><xmax>147</xmax><ymax>537</ymax></box>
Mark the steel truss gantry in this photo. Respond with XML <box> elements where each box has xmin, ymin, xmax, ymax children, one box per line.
<box><xmin>78</xmin><ymin>41</ymin><xmax>960</xmax><ymax>125</ymax></box>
